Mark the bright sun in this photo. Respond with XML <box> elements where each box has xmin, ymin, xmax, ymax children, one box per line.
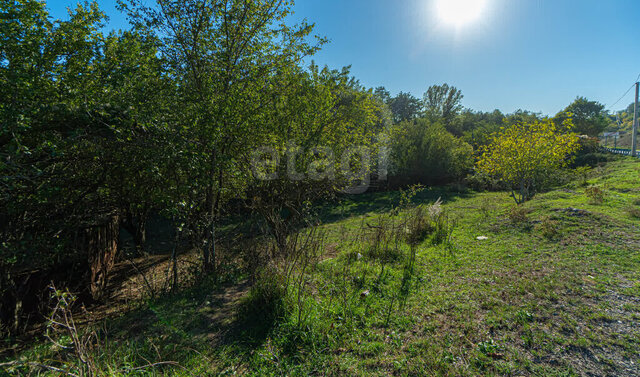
<box><xmin>435</xmin><ymin>0</ymin><xmax>488</xmax><ymax>28</ymax></box>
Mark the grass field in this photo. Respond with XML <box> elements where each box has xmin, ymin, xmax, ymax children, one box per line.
<box><xmin>4</xmin><ymin>157</ymin><xmax>640</xmax><ymax>376</ymax></box>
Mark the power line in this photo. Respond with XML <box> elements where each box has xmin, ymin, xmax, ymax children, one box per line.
<box><xmin>608</xmin><ymin>80</ymin><xmax>638</xmax><ymax>112</ymax></box>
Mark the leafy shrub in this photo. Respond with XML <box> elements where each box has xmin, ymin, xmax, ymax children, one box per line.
<box><xmin>573</xmin><ymin>152</ymin><xmax>613</xmax><ymax>168</ymax></box>
<box><xmin>542</xmin><ymin>168</ymin><xmax>575</xmax><ymax>189</ymax></box>
<box><xmin>574</xmin><ymin>166</ymin><xmax>592</xmax><ymax>186</ymax></box>
<box><xmin>477</xmin><ymin>119</ymin><xmax>580</xmax><ymax>204</ymax></box>
<box><xmin>388</xmin><ymin>119</ymin><xmax>474</xmax><ymax>186</ymax></box>
<box><xmin>391</xmin><ymin>184</ymin><xmax>425</xmax><ymax>216</ymax></box>
<box><xmin>571</xmin><ymin>137</ymin><xmax>610</xmax><ymax>167</ymax></box>
<box><xmin>585</xmin><ymin>185</ymin><xmax>605</xmax><ymax>205</ymax></box>
<box><xmin>466</xmin><ymin>169</ymin><xmax>506</xmax><ymax>192</ymax></box>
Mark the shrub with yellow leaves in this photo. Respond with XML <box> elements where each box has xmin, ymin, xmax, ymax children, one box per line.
<box><xmin>477</xmin><ymin>119</ymin><xmax>580</xmax><ymax>204</ymax></box>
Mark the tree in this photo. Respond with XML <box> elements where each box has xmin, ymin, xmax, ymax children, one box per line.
<box><xmin>389</xmin><ymin>92</ymin><xmax>422</xmax><ymax>123</ymax></box>
<box><xmin>505</xmin><ymin>110</ymin><xmax>543</xmax><ymax>125</ymax></box>
<box><xmin>554</xmin><ymin>97</ymin><xmax>611</xmax><ymax>137</ymax></box>
<box><xmin>373</xmin><ymin>86</ymin><xmax>391</xmax><ymax>104</ymax></box>
<box><xmin>0</xmin><ymin>0</ymin><xmax>114</xmax><ymax>281</ymax></box>
<box><xmin>249</xmin><ymin>64</ymin><xmax>382</xmax><ymax>254</ymax></box>
<box><xmin>0</xmin><ymin>1</ymin><xmax>179</xmax><ymax>326</ymax></box>
<box><xmin>477</xmin><ymin>119</ymin><xmax>580</xmax><ymax>204</ymax></box>
<box><xmin>423</xmin><ymin>83</ymin><xmax>463</xmax><ymax>124</ymax></box>
<box><xmin>119</xmin><ymin>0</ymin><xmax>325</xmax><ymax>273</ymax></box>
<box><xmin>459</xmin><ymin>109</ymin><xmax>505</xmax><ymax>146</ymax></box>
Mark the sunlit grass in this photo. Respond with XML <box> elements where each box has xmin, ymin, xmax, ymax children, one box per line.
<box><xmin>4</xmin><ymin>157</ymin><xmax>640</xmax><ymax>376</ymax></box>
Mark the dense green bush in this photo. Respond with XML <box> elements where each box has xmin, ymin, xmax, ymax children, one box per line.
<box><xmin>388</xmin><ymin>119</ymin><xmax>474</xmax><ymax>186</ymax></box>
<box><xmin>571</xmin><ymin>137</ymin><xmax>612</xmax><ymax>167</ymax></box>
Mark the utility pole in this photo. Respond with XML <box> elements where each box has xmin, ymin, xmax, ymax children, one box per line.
<box><xmin>632</xmin><ymin>82</ymin><xmax>639</xmax><ymax>157</ymax></box>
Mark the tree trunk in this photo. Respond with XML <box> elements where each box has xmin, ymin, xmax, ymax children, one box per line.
<box><xmin>122</xmin><ymin>210</ymin><xmax>147</xmax><ymax>255</ymax></box>
<box><xmin>82</xmin><ymin>214</ymin><xmax>119</xmax><ymax>301</ymax></box>
<box><xmin>134</xmin><ymin>214</ymin><xmax>147</xmax><ymax>253</ymax></box>
<box><xmin>202</xmin><ymin>149</ymin><xmax>217</xmax><ymax>274</ymax></box>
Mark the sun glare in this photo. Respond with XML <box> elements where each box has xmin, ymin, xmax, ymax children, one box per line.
<box><xmin>435</xmin><ymin>0</ymin><xmax>488</xmax><ymax>28</ymax></box>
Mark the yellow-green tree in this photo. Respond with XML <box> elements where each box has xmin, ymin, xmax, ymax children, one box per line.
<box><xmin>477</xmin><ymin>119</ymin><xmax>580</xmax><ymax>204</ymax></box>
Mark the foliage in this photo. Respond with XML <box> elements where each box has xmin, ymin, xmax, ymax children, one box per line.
<box><xmin>459</xmin><ymin>109</ymin><xmax>505</xmax><ymax>144</ymax></box>
<box><xmin>248</xmin><ymin>65</ymin><xmax>383</xmax><ymax>254</ymax></box>
<box><xmin>117</xmin><ymin>0</ymin><xmax>329</xmax><ymax>272</ymax></box>
<box><xmin>423</xmin><ymin>83</ymin><xmax>464</xmax><ymax>125</ymax></box>
<box><xmin>0</xmin><ymin>0</ymin><xmax>385</xmax><ymax>333</ymax></box>
<box><xmin>403</xmin><ymin>198</ymin><xmax>452</xmax><ymax>247</ymax></box>
<box><xmin>388</xmin><ymin>91</ymin><xmax>423</xmax><ymax>123</ymax></box>
<box><xmin>6</xmin><ymin>158</ymin><xmax>640</xmax><ymax>376</ymax></box>
<box><xmin>554</xmin><ymin>97</ymin><xmax>611</xmax><ymax>136</ymax></box>
<box><xmin>238</xmin><ymin>267</ymin><xmax>289</xmax><ymax>329</ymax></box>
<box><xmin>573</xmin><ymin>166</ymin><xmax>592</xmax><ymax>186</ymax></box>
<box><xmin>477</xmin><ymin>119</ymin><xmax>580</xmax><ymax>204</ymax></box>
<box><xmin>388</xmin><ymin>119</ymin><xmax>474</xmax><ymax>186</ymax></box>
<box><xmin>572</xmin><ymin>136</ymin><xmax>609</xmax><ymax>167</ymax></box>
<box><xmin>608</xmin><ymin>102</ymin><xmax>637</xmax><ymax>133</ymax></box>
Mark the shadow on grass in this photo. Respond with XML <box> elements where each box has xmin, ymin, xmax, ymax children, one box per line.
<box><xmin>315</xmin><ymin>185</ymin><xmax>475</xmax><ymax>224</ymax></box>
<box><xmin>102</xmin><ymin>275</ymin><xmax>285</xmax><ymax>366</ymax></box>
<box><xmin>98</xmin><ymin>185</ymin><xmax>476</xmax><ymax>370</ymax></box>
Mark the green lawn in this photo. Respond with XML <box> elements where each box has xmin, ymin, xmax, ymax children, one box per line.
<box><xmin>4</xmin><ymin>157</ymin><xmax>640</xmax><ymax>376</ymax></box>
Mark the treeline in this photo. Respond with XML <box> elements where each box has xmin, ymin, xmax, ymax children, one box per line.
<box><xmin>375</xmin><ymin>87</ymin><xmax>610</xmax><ymax>186</ymax></box>
<box><xmin>0</xmin><ymin>0</ymin><xmax>611</xmax><ymax>336</ymax></box>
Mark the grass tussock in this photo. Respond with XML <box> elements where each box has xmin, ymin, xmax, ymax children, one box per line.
<box><xmin>507</xmin><ymin>205</ymin><xmax>530</xmax><ymax>225</ymax></box>
<box><xmin>585</xmin><ymin>185</ymin><xmax>605</xmax><ymax>205</ymax></box>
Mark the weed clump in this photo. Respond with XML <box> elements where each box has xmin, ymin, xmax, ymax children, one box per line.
<box><xmin>239</xmin><ymin>226</ymin><xmax>325</xmax><ymax>336</ymax></box>
<box><xmin>536</xmin><ymin>216</ymin><xmax>561</xmax><ymax>240</ymax></box>
<box><xmin>628</xmin><ymin>207</ymin><xmax>640</xmax><ymax>219</ymax></box>
<box><xmin>402</xmin><ymin>198</ymin><xmax>455</xmax><ymax>247</ymax></box>
<box><xmin>238</xmin><ymin>268</ymin><xmax>288</xmax><ymax>328</ymax></box>
<box><xmin>404</xmin><ymin>205</ymin><xmax>434</xmax><ymax>246</ymax></box>
<box><xmin>585</xmin><ymin>185</ymin><xmax>605</xmax><ymax>205</ymax></box>
<box><xmin>363</xmin><ymin>217</ymin><xmax>402</xmax><ymax>262</ymax></box>
<box><xmin>507</xmin><ymin>205</ymin><xmax>530</xmax><ymax>225</ymax></box>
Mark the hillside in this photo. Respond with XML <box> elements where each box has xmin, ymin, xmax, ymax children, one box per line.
<box><xmin>4</xmin><ymin>156</ymin><xmax>640</xmax><ymax>376</ymax></box>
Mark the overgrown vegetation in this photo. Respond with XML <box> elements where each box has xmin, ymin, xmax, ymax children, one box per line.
<box><xmin>3</xmin><ymin>157</ymin><xmax>639</xmax><ymax>376</ymax></box>
<box><xmin>1</xmin><ymin>0</ymin><xmax>637</xmax><ymax>376</ymax></box>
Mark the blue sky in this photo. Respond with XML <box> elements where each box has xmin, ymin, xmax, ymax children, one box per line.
<box><xmin>46</xmin><ymin>0</ymin><xmax>640</xmax><ymax>115</ymax></box>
